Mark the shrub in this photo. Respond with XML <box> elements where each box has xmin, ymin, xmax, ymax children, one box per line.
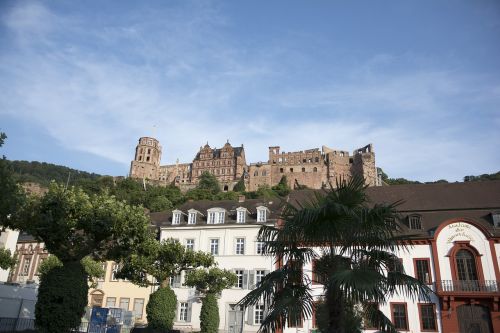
<box><xmin>146</xmin><ymin>286</ymin><xmax>177</xmax><ymax>331</ymax></box>
<box><xmin>35</xmin><ymin>261</ymin><xmax>88</xmax><ymax>333</ymax></box>
<box><xmin>200</xmin><ymin>293</ymin><xmax>219</xmax><ymax>333</ymax></box>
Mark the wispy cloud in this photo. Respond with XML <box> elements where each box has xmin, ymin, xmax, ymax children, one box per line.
<box><xmin>0</xmin><ymin>1</ymin><xmax>499</xmax><ymax>181</ymax></box>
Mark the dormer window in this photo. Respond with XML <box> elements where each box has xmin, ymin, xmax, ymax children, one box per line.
<box><xmin>236</xmin><ymin>207</ymin><xmax>247</xmax><ymax>223</ymax></box>
<box><xmin>207</xmin><ymin>208</ymin><xmax>226</xmax><ymax>224</ymax></box>
<box><xmin>256</xmin><ymin>206</ymin><xmax>268</xmax><ymax>222</ymax></box>
<box><xmin>408</xmin><ymin>215</ymin><xmax>422</xmax><ymax>230</ymax></box>
<box><xmin>492</xmin><ymin>212</ymin><xmax>500</xmax><ymax>228</ymax></box>
<box><xmin>188</xmin><ymin>211</ymin><xmax>197</xmax><ymax>224</ymax></box>
<box><xmin>172</xmin><ymin>210</ymin><xmax>182</xmax><ymax>225</ymax></box>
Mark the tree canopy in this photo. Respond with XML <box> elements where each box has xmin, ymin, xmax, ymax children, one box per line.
<box><xmin>238</xmin><ymin>177</ymin><xmax>432</xmax><ymax>333</ymax></box>
<box><xmin>197</xmin><ymin>171</ymin><xmax>221</xmax><ymax>194</ymax></box>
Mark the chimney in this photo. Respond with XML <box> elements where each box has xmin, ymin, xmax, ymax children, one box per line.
<box><xmin>238</xmin><ymin>195</ymin><xmax>245</xmax><ymax>203</ymax></box>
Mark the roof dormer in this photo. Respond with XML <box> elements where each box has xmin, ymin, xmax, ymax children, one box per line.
<box><xmin>207</xmin><ymin>207</ymin><xmax>226</xmax><ymax>224</ymax></box>
<box><xmin>172</xmin><ymin>209</ymin><xmax>184</xmax><ymax>225</ymax></box>
<box><xmin>256</xmin><ymin>206</ymin><xmax>270</xmax><ymax>222</ymax></box>
<box><xmin>187</xmin><ymin>209</ymin><xmax>203</xmax><ymax>225</ymax></box>
<box><xmin>236</xmin><ymin>207</ymin><xmax>249</xmax><ymax>223</ymax></box>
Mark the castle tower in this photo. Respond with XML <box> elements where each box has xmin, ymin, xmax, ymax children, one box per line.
<box><xmin>129</xmin><ymin>137</ymin><xmax>162</xmax><ymax>181</ymax></box>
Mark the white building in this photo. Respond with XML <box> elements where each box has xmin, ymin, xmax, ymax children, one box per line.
<box><xmin>153</xmin><ymin>196</ymin><xmax>284</xmax><ymax>333</ymax></box>
<box><xmin>283</xmin><ymin>181</ymin><xmax>500</xmax><ymax>333</ymax></box>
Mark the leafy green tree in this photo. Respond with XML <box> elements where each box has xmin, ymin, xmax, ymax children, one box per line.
<box><xmin>213</xmin><ymin>191</ymin><xmax>239</xmax><ymax>201</ymax></box>
<box><xmin>146</xmin><ymin>287</ymin><xmax>177</xmax><ymax>331</ymax></box>
<box><xmin>233</xmin><ymin>178</ymin><xmax>245</xmax><ymax>192</ymax></box>
<box><xmin>118</xmin><ymin>238</ymin><xmax>214</xmax><ymax>330</ymax></box>
<box><xmin>185</xmin><ymin>188</ymin><xmax>214</xmax><ymax>201</ymax></box>
<box><xmin>238</xmin><ymin>177</ymin><xmax>431</xmax><ymax>333</ymax></box>
<box><xmin>5</xmin><ymin>183</ymin><xmax>153</xmax><ymax>332</ymax></box>
<box><xmin>197</xmin><ymin>171</ymin><xmax>220</xmax><ymax>194</ymax></box>
<box><xmin>272</xmin><ymin>176</ymin><xmax>291</xmax><ymax>196</ymax></box>
<box><xmin>0</xmin><ymin>132</ymin><xmax>24</xmax><ymax>269</ymax></box>
<box><xmin>185</xmin><ymin>268</ymin><xmax>237</xmax><ymax>333</ymax></box>
<box><xmin>148</xmin><ymin>196</ymin><xmax>173</xmax><ymax>212</ymax></box>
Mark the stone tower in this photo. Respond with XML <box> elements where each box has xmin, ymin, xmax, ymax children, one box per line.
<box><xmin>129</xmin><ymin>137</ymin><xmax>162</xmax><ymax>180</ymax></box>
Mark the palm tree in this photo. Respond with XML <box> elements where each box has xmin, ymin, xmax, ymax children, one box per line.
<box><xmin>238</xmin><ymin>177</ymin><xmax>432</xmax><ymax>333</ymax></box>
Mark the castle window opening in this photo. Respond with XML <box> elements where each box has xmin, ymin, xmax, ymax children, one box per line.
<box><xmin>308</xmin><ymin>159</ymin><xmax>312</xmax><ymax>163</ymax></box>
<box><xmin>349</xmin><ymin>158</ymin><xmax>353</xmax><ymax>164</ymax></box>
<box><xmin>303</xmin><ymin>159</ymin><xmax>306</xmax><ymax>163</ymax></box>
<box><xmin>302</xmin><ymin>168</ymin><xmax>305</xmax><ymax>172</ymax></box>
<box><xmin>313</xmin><ymin>167</ymin><xmax>317</xmax><ymax>172</ymax></box>
<box><xmin>139</xmin><ymin>156</ymin><xmax>142</xmax><ymax>161</ymax></box>
<box><xmin>147</xmin><ymin>148</ymin><xmax>151</xmax><ymax>154</ymax></box>
<box><xmin>315</xmin><ymin>157</ymin><xmax>319</xmax><ymax>163</ymax></box>
<box><xmin>278</xmin><ymin>158</ymin><xmax>283</xmax><ymax>163</ymax></box>
<box><xmin>280</xmin><ymin>168</ymin><xmax>284</xmax><ymax>173</ymax></box>
<box><xmin>262</xmin><ymin>170</ymin><xmax>267</xmax><ymax>176</ymax></box>
<box><xmin>146</xmin><ymin>156</ymin><xmax>150</xmax><ymax>162</ymax></box>
<box><xmin>223</xmin><ymin>185</ymin><xmax>229</xmax><ymax>192</ymax></box>
<box><xmin>290</xmin><ymin>168</ymin><xmax>294</xmax><ymax>173</ymax></box>
<box><xmin>254</xmin><ymin>171</ymin><xmax>258</xmax><ymax>176</ymax></box>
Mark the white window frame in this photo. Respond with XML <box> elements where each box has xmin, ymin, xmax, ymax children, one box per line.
<box><xmin>172</xmin><ymin>210</ymin><xmax>182</xmax><ymax>225</ymax></box>
<box><xmin>133</xmin><ymin>298</ymin><xmax>144</xmax><ymax>319</ymax></box>
<box><xmin>210</xmin><ymin>239</ymin><xmax>219</xmax><ymax>255</ymax></box>
<box><xmin>236</xmin><ymin>208</ymin><xmax>246</xmax><ymax>223</ymax></box>
<box><xmin>217</xmin><ymin>211</ymin><xmax>225</xmax><ymax>224</ymax></box>
<box><xmin>207</xmin><ymin>208</ymin><xmax>226</xmax><ymax>224</ymax></box>
<box><xmin>256</xmin><ymin>206</ymin><xmax>268</xmax><ymax>222</ymax></box>
<box><xmin>111</xmin><ymin>263</ymin><xmax>119</xmax><ymax>281</ymax></box>
<box><xmin>256</xmin><ymin>242</ymin><xmax>265</xmax><ymax>255</ymax></box>
<box><xmin>255</xmin><ymin>270</ymin><xmax>266</xmax><ymax>286</ymax></box>
<box><xmin>235</xmin><ymin>238</ymin><xmax>245</xmax><ymax>255</ymax></box>
<box><xmin>254</xmin><ymin>304</ymin><xmax>265</xmax><ymax>325</ymax></box>
<box><xmin>188</xmin><ymin>212</ymin><xmax>197</xmax><ymax>224</ymax></box>
<box><xmin>208</xmin><ymin>212</ymin><xmax>216</xmax><ymax>224</ymax></box>
<box><xmin>235</xmin><ymin>269</ymin><xmax>245</xmax><ymax>288</ymax></box>
<box><xmin>179</xmin><ymin>302</ymin><xmax>189</xmax><ymax>322</ymax></box>
<box><xmin>185</xmin><ymin>239</ymin><xmax>195</xmax><ymax>251</ymax></box>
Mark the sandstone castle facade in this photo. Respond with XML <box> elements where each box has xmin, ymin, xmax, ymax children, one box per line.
<box><xmin>130</xmin><ymin>137</ymin><xmax>380</xmax><ymax>191</ymax></box>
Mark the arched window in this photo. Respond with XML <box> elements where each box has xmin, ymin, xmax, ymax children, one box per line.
<box><xmin>313</xmin><ymin>167</ymin><xmax>317</xmax><ymax>172</ymax></box>
<box><xmin>456</xmin><ymin>250</ymin><xmax>478</xmax><ymax>282</ymax></box>
<box><xmin>254</xmin><ymin>171</ymin><xmax>259</xmax><ymax>176</ymax></box>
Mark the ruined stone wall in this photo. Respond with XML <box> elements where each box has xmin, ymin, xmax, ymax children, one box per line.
<box><xmin>158</xmin><ymin>163</ymin><xmax>192</xmax><ymax>186</ymax></box>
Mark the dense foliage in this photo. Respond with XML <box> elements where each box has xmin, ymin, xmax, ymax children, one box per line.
<box><xmin>464</xmin><ymin>171</ymin><xmax>500</xmax><ymax>182</ymax></box>
<box><xmin>185</xmin><ymin>268</ymin><xmax>237</xmax><ymax>333</ymax></box>
<box><xmin>272</xmin><ymin>176</ymin><xmax>291</xmax><ymax>196</ymax></box>
<box><xmin>146</xmin><ymin>286</ymin><xmax>177</xmax><ymax>331</ymax></box>
<box><xmin>36</xmin><ymin>261</ymin><xmax>89</xmax><ymax>333</ymax></box>
<box><xmin>197</xmin><ymin>171</ymin><xmax>221</xmax><ymax>194</ymax></box>
<box><xmin>3</xmin><ymin>183</ymin><xmax>153</xmax><ymax>332</ymax></box>
<box><xmin>239</xmin><ymin>177</ymin><xmax>431</xmax><ymax>333</ymax></box>
<box><xmin>199</xmin><ymin>293</ymin><xmax>219</xmax><ymax>333</ymax></box>
<box><xmin>8</xmin><ymin>160</ymin><xmax>101</xmax><ymax>186</ymax></box>
<box><xmin>0</xmin><ymin>133</ymin><xmax>25</xmax><ymax>269</ymax></box>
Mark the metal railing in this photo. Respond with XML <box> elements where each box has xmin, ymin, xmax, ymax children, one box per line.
<box><xmin>437</xmin><ymin>280</ymin><xmax>499</xmax><ymax>293</ymax></box>
<box><xmin>0</xmin><ymin>318</ymin><xmax>35</xmax><ymax>332</ymax></box>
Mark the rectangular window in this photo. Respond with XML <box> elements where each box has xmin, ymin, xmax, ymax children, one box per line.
<box><xmin>312</xmin><ymin>259</ymin><xmax>325</xmax><ymax>285</ymax></box>
<box><xmin>169</xmin><ymin>274</ymin><xmax>182</xmax><ymax>288</ymax></box>
<box><xmin>256</xmin><ymin>242</ymin><xmax>265</xmax><ymax>255</ymax></box>
<box><xmin>173</xmin><ymin>213</ymin><xmax>181</xmax><ymax>225</ymax></box>
<box><xmin>257</xmin><ymin>209</ymin><xmax>266</xmax><ymax>222</ymax></box>
<box><xmin>415</xmin><ymin>259</ymin><xmax>431</xmax><ymax>284</ymax></box>
<box><xmin>217</xmin><ymin>212</ymin><xmax>225</xmax><ymax>224</ymax></box>
<box><xmin>388</xmin><ymin>258</ymin><xmax>404</xmax><ymax>274</ymax></box>
<box><xmin>254</xmin><ymin>304</ymin><xmax>265</xmax><ymax>325</ymax></box>
<box><xmin>237</xmin><ymin>210</ymin><xmax>246</xmax><ymax>223</ymax></box>
<box><xmin>208</xmin><ymin>212</ymin><xmax>216</xmax><ymax>224</ymax></box>
<box><xmin>179</xmin><ymin>302</ymin><xmax>189</xmax><ymax>322</ymax></box>
<box><xmin>106</xmin><ymin>297</ymin><xmax>116</xmax><ymax>308</ymax></box>
<box><xmin>255</xmin><ymin>270</ymin><xmax>265</xmax><ymax>286</ymax></box>
<box><xmin>111</xmin><ymin>263</ymin><xmax>119</xmax><ymax>281</ymax></box>
<box><xmin>419</xmin><ymin>304</ymin><xmax>437</xmax><ymax>331</ymax></box>
<box><xmin>119</xmin><ymin>298</ymin><xmax>130</xmax><ymax>311</ymax></box>
<box><xmin>133</xmin><ymin>299</ymin><xmax>144</xmax><ymax>319</ymax></box>
<box><xmin>235</xmin><ymin>270</ymin><xmax>244</xmax><ymax>288</ymax></box>
<box><xmin>186</xmin><ymin>239</ymin><xmax>195</xmax><ymax>251</ymax></box>
<box><xmin>188</xmin><ymin>212</ymin><xmax>196</xmax><ymax>224</ymax></box>
<box><xmin>210</xmin><ymin>239</ymin><xmax>219</xmax><ymax>255</ymax></box>
<box><xmin>391</xmin><ymin>303</ymin><xmax>408</xmax><ymax>330</ymax></box>
<box><xmin>236</xmin><ymin>238</ymin><xmax>245</xmax><ymax>255</ymax></box>
<box><xmin>21</xmin><ymin>257</ymin><xmax>31</xmax><ymax>276</ymax></box>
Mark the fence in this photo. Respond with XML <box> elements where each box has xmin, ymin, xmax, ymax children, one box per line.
<box><xmin>0</xmin><ymin>318</ymin><xmax>35</xmax><ymax>332</ymax></box>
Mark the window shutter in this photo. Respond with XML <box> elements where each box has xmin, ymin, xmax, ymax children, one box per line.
<box><xmin>247</xmin><ymin>306</ymin><xmax>254</xmax><ymax>325</ymax></box>
<box><xmin>243</xmin><ymin>270</ymin><xmax>248</xmax><ymax>289</ymax></box>
<box><xmin>187</xmin><ymin>303</ymin><xmax>192</xmax><ymax>322</ymax></box>
<box><xmin>249</xmin><ymin>271</ymin><xmax>255</xmax><ymax>289</ymax></box>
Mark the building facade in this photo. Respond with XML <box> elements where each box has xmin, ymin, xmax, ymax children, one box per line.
<box><xmin>151</xmin><ymin>196</ymin><xmax>284</xmax><ymax>332</ymax></box>
<box><xmin>284</xmin><ymin>181</ymin><xmax>500</xmax><ymax>333</ymax></box>
<box><xmin>129</xmin><ymin>137</ymin><xmax>379</xmax><ymax>192</ymax></box>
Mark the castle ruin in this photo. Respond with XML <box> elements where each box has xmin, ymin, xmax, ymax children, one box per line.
<box><xmin>129</xmin><ymin>137</ymin><xmax>379</xmax><ymax>192</ymax></box>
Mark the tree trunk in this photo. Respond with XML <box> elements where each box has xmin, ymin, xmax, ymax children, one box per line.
<box><xmin>326</xmin><ymin>287</ymin><xmax>345</xmax><ymax>333</ymax></box>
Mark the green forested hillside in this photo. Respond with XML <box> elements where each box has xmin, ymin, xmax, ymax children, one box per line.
<box><xmin>8</xmin><ymin>160</ymin><xmax>102</xmax><ymax>186</ymax></box>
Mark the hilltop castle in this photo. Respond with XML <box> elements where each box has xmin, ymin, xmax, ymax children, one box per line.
<box><xmin>129</xmin><ymin>137</ymin><xmax>380</xmax><ymax>191</ymax></box>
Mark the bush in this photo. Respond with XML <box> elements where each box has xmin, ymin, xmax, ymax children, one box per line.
<box><xmin>200</xmin><ymin>293</ymin><xmax>219</xmax><ymax>333</ymax></box>
<box><xmin>35</xmin><ymin>261</ymin><xmax>88</xmax><ymax>333</ymax></box>
<box><xmin>146</xmin><ymin>286</ymin><xmax>177</xmax><ymax>331</ymax></box>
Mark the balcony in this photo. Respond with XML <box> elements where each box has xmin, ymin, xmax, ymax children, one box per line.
<box><xmin>437</xmin><ymin>280</ymin><xmax>500</xmax><ymax>294</ymax></box>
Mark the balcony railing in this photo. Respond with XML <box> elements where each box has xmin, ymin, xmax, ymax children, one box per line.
<box><xmin>437</xmin><ymin>280</ymin><xmax>499</xmax><ymax>293</ymax></box>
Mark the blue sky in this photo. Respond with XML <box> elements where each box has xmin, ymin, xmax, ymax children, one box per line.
<box><xmin>1</xmin><ymin>0</ymin><xmax>499</xmax><ymax>182</ymax></box>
